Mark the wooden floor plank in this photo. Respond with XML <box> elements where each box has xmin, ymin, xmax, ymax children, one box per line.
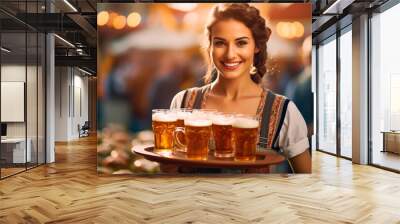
<box><xmin>0</xmin><ymin>135</ymin><xmax>399</xmax><ymax>223</ymax></box>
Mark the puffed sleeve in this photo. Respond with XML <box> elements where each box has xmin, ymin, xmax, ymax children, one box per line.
<box><xmin>170</xmin><ymin>90</ymin><xmax>187</xmax><ymax>109</ymax></box>
<box><xmin>278</xmin><ymin>101</ymin><xmax>309</xmax><ymax>158</ymax></box>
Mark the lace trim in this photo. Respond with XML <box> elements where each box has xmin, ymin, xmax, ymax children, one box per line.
<box><xmin>266</xmin><ymin>95</ymin><xmax>285</xmax><ymax>147</ymax></box>
<box><xmin>186</xmin><ymin>89</ymin><xmax>198</xmax><ymax>109</ymax></box>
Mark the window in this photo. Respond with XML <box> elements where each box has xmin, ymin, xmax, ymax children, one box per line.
<box><xmin>371</xmin><ymin>3</ymin><xmax>400</xmax><ymax>171</ymax></box>
<box><xmin>339</xmin><ymin>28</ymin><xmax>352</xmax><ymax>158</ymax></box>
<box><xmin>318</xmin><ymin>36</ymin><xmax>337</xmax><ymax>154</ymax></box>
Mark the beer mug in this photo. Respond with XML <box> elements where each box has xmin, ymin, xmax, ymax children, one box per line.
<box><xmin>232</xmin><ymin>115</ymin><xmax>260</xmax><ymax>161</ymax></box>
<box><xmin>174</xmin><ymin>108</ymin><xmax>192</xmax><ymax>128</ymax></box>
<box><xmin>174</xmin><ymin>115</ymin><xmax>212</xmax><ymax>160</ymax></box>
<box><xmin>192</xmin><ymin>109</ymin><xmax>218</xmax><ymax>118</ymax></box>
<box><xmin>192</xmin><ymin>109</ymin><xmax>218</xmax><ymax>150</ymax></box>
<box><xmin>173</xmin><ymin>109</ymin><xmax>192</xmax><ymax>152</ymax></box>
<box><xmin>152</xmin><ymin>109</ymin><xmax>178</xmax><ymax>152</ymax></box>
<box><xmin>211</xmin><ymin>113</ymin><xmax>234</xmax><ymax>158</ymax></box>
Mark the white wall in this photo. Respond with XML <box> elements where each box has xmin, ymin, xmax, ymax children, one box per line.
<box><xmin>1</xmin><ymin>65</ymin><xmax>26</xmax><ymax>81</ymax></box>
<box><xmin>55</xmin><ymin>67</ymin><xmax>69</xmax><ymax>141</ymax></box>
<box><xmin>1</xmin><ymin>64</ymin><xmax>45</xmax><ymax>163</ymax></box>
<box><xmin>1</xmin><ymin>65</ymin><xmax>37</xmax><ymax>137</ymax></box>
<box><xmin>73</xmin><ymin>74</ymin><xmax>89</xmax><ymax>138</ymax></box>
<box><xmin>55</xmin><ymin>67</ymin><xmax>89</xmax><ymax>141</ymax></box>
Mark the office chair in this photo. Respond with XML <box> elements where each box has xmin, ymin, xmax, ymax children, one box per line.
<box><xmin>79</xmin><ymin>121</ymin><xmax>90</xmax><ymax>138</ymax></box>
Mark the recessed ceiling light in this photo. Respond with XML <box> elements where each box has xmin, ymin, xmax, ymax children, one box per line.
<box><xmin>54</xmin><ymin>34</ymin><xmax>75</xmax><ymax>48</ymax></box>
<box><xmin>63</xmin><ymin>0</ymin><xmax>78</xmax><ymax>12</ymax></box>
<box><xmin>1</xmin><ymin>47</ymin><xmax>11</xmax><ymax>53</ymax></box>
<box><xmin>77</xmin><ymin>67</ymin><xmax>93</xmax><ymax>76</ymax></box>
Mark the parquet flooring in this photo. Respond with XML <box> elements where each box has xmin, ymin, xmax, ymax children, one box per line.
<box><xmin>1</xmin><ymin>135</ymin><xmax>400</xmax><ymax>223</ymax></box>
<box><xmin>372</xmin><ymin>151</ymin><xmax>400</xmax><ymax>171</ymax></box>
<box><xmin>1</xmin><ymin>163</ymin><xmax>44</xmax><ymax>178</ymax></box>
<box><xmin>1</xmin><ymin>167</ymin><xmax>25</xmax><ymax>178</ymax></box>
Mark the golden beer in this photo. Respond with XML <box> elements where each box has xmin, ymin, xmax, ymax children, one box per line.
<box><xmin>175</xmin><ymin>118</ymin><xmax>185</xmax><ymax>152</ymax></box>
<box><xmin>175</xmin><ymin>110</ymin><xmax>192</xmax><ymax>128</ymax></box>
<box><xmin>152</xmin><ymin>111</ymin><xmax>177</xmax><ymax>152</ymax></box>
<box><xmin>192</xmin><ymin>109</ymin><xmax>218</xmax><ymax>151</ymax></box>
<box><xmin>184</xmin><ymin>119</ymin><xmax>212</xmax><ymax>160</ymax></box>
<box><xmin>212</xmin><ymin>115</ymin><xmax>234</xmax><ymax>158</ymax></box>
<box><xmin>176</xmin><ymin>119</ymin><xmax>185</xmax><ymax>127</ymax></box>
<box><xmin>175</xmin><ymin>110</ymin><xmax>191</xmax><ymax>152</ymax></box>
<box><xmin>233</xmin><ymin>117</ymin><xmax>259</xmax><ymax>161</ymax></box>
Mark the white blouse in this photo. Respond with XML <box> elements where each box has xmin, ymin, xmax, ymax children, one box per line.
<box><xmin>170</xmin><ymin>90</ymin><xmax>309</xmax><ymax>159</ymax></box>
<box><xmin>277</xmin><ymin>101</ymin><xmax>309</xmax><ymax>158</ymax></box>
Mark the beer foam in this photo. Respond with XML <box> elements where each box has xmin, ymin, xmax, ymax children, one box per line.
<box><xmin>152</xmin><ymin>113</ymin><xmax>177</xmax><ymax>122</ymax></box>
<box><xmin>233</xmin><ymin>118</ymin><xmax>259</xmax><ymax>129</ymax></box>
<box><xmin>212</xmin><ymin>115</ymin><xmax>233</xmax><ymax>126</ymax></box>
<box><xmin>176</xmin><ymin>111</ymin><xmax>191</xmax><ymax>120</ymax></box>
<box><xmin>184</xmin><ymin>119</ymin><xmax>212</xmax><ymax>127</ymax></box>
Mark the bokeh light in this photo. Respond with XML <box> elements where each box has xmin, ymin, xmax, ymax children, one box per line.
<box><xmin>168</xmin><ymin>3</ymin><xmax>198</xmax><ymax>11</ymax></box>
<box><xmin>183</xmin><ymin>12</ymin><xmax>198</xmax><ymax>25</ymax></box>
<box><xmin>276</xmin><ymin>21</ymin><xmax>304</xmax><ymax>39</ymax></box>
<box><xmin>113</xmin><ymin>15</ymin><xmax>126</xmax><ymax>30</ymax></box>
<box><xmin>97</xmin><ymin>11</ymin><xmax>109</xmax><ymax>26</ymax></box>
<box><xmin>127</xmin><ymin>12</ymin><xmax>141</xmax><ymax>28</ymax></box>
<box><xmin>293</xmin><ymin>21</ymin><xmax>305</xmax><ymax>38</ymax></box>
<box><xmin>107</xmin><ymin>12</ymin><xmax>119</xmax><ymax>28</ymax></box>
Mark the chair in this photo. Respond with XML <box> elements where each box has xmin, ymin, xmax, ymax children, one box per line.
<box><xmin>79</xmin><ymin>121</ymin><xmax>90</xmax><ymax>138</ymax></box>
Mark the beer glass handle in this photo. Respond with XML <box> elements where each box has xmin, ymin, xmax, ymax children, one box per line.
<box><xmin>174</xmin><ymin>127</ymin><xmax>186</xmax><ymax>149</ymax></box>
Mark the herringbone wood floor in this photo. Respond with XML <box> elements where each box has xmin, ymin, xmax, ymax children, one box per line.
<box><xmin>1</xmin><ymin>136</ymin><xmax>400</xmax><ymax>224</ymax></box>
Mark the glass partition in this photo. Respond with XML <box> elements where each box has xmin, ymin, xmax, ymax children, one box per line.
<box><xmin>27</xmin><ymin>31</ymin><xmax>38</xmax><ymax>169</ymax></box>
<box><xmin>38</xmin><ymin>32</ymin><xmax>45</xmax><ymax>165</ymax></box>
<box><xmin>27</xmin><ymin>0</ymin><xmax>40</xmax><ymax>170</ymax></box>
<box><xmin>317</xmin><ymin>36</ymin><xmax>337</xmax><ymax>154</ymax></box>
<box><xmin>1</xmin><ymin>30</ymin><xmax>28</xmax><ymax>177</ymax></box>
<box><xmin>0</xmin><ymin>1</ymin><xmax>46</xmax><ymax>179</ymax></box>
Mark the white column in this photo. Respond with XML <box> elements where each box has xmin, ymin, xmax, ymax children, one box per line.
<box><xmin>312</xmin><ymin>45</ymin><xmax>317</xmax><ymax>150</ymax></box>
<box><xmin>46</xmin><ymin>33</ymin><xmax>55</xmax><ymax>163</ymax></box>
<box><xmin>45</xmin><ymin>1</ymin><xmax>55</xmax><ymax>163</ymax></box>
<box><xmin>352</xmin><ymin>14</ymin><xmax>369</xmax><ymax>164</ymax></box>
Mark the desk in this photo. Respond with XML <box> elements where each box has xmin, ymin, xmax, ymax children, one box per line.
<box><xmin>382</xmin><ymin>131</ymin><xmax>400</xmax><ymax>154</ymax></box>
<box><xmin>1</xmin><ymin>138</ymin><xmax>31</xmax><ymax>163</ymax></box>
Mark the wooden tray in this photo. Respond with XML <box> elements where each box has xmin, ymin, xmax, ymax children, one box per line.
<box><xmin>132</xmin><ymin>145</ymin><xmax>285</xmax><ymax>169</ymax></box>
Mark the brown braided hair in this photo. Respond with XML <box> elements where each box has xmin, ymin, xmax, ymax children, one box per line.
<box><xmin>203</xmin><ymin>3</ymin><xmax>272</xmax><ymax>84</ymax></box>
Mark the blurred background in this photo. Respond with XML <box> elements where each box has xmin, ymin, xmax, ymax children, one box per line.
<box><xmin>97</xmin><ymin>3</ymin><xmax>312</xmax><ymax>174</ymax></box>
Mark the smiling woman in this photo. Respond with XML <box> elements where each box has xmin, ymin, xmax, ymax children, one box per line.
<box><xmin>170</xmin><ymin>3</ymin><xmax>311</xmax><ymax>173</ymax></box>
<box><xmin>210</xmin><ymin>19</ymin><xmax>259</xmax><ymax>81</ymax></box>
<box><xmin>204</xmin><ymin>3</ymin><xmax>270</xmax><ymax>85</ymax></box>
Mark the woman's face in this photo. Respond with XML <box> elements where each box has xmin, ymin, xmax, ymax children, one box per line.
<box><xmin>210</xmin><ymin>19</ymin><xmax>259</xmax><ymax>80</ymax></box>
